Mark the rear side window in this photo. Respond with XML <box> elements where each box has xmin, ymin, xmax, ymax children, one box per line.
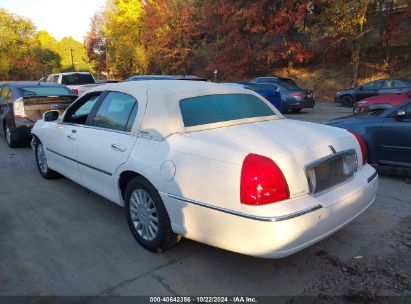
<box><xmin>91</xmin><ymin>92</ymin><xmax>137</xmax><ymax>132</ymax></box>
<box><xmin>180</xmin><ymin>94</ymin><xmax>275</xmax><ymax>127</ymax></box>
<box><xmin>62</xmin><ymin>74</ymin><xmax>95</xmax><ymax>85</ymax></box>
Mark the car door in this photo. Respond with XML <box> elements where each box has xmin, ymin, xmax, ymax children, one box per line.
<box><xmin>45</xmin><ymin>92</ymin><xmax>104</xmax><ymax>183</ymax></box>
<box><xmin>76</xmin><ymin>91</ymin><xmax>139</xmax><ymax>202</ymax></box>
<box><xmin>355</xmin><ymin>80</ymin><xmax>383</xmax><ymax>101</ymax></box>
<box><xmin>376</xmin><ymin>103</ymin><xmax>411</xmax><ymax>167</ymax></box>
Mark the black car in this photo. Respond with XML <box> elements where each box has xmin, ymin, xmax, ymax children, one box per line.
<box><xmin>125</xmin><ymin>75</ymin><xmax>207</xmax><ymax>82</ymax></box>
<box><xmin>250</xmin><ymin>79</ymin><xmax>315</xmax><ymax>113</ymax></box>
<box><xmin>0</xmin><ymin>82</ymin><xmax>77</xmax><ymax>147</ymax></box>
<box><xmin>335</xmin><ymin>78</ymin><xmax>411</xmax><ymax>107</ymax></box>
<box><xmin>325</xmin><ymin>100</ymin><xmax>411</xmax><ymax>177</ymax></box>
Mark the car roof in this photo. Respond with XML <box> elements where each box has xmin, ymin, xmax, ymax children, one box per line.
<box><xmin>84</xmin><ymin>80</ymin><xmax>279</xmax><ymax>137</ymax></box>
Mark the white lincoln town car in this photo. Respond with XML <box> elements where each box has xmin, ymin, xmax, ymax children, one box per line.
<box><xmin>31</xmin><ymin>81</ymin><xmax>378</xmax><ymax>258</ymax></box>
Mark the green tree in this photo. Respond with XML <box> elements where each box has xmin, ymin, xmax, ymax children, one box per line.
<box><xmin>102</xmin><ymin>0</ymin><xmax>146</xmax><ymax>78</ymax></box>
<box><xmin>0</xmin><ymin>8</ymin><xmax>36</xmax><ymax>79</ymax></box>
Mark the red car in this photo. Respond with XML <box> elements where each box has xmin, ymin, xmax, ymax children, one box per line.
<box><xmin>353</xmin><ymin>89</ymin><xmax>411</xmax><ymax>114</ymax></box>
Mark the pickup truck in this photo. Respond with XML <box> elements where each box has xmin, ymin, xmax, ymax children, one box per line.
<box><xmin>46</xmin><ymin>72</ymin><xmax>103</xmax><ymax>95</ymax></box>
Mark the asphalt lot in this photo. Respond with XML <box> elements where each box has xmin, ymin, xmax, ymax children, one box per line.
<box><xmin>0</xmin><ymin>102</ymin><xmax>410</xmax><ymax>301</ymax></box>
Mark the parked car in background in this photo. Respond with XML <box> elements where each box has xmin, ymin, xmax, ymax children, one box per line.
<box><xmin>326</xmin><ymin>101</ymin><xmax>411</xmax><ymax>177</ymax></box>
<box><xmin>335</xmin><ymin>78</ymin><xmax>411</xmax><ymax>107</ymax></box>
<box><xmin>0</xmin><ymin>82</ymin><xmax>77</xmax><ymax>147</ymax></box>
<box><xmin>46</xmin><ymin>72</ymin><xmax>102</xmax><ymax>95</ymax></box>
<box><xmin>250</xmin><ymin>76</ymin><xmax>298</xmax><ymax>86</ymax></box>
<box><xmin>125</xmin><ymin>75</ymin><xmax>207</xmax><ymax>82</ymax></box>
<box><xmin>222</xmin><ymin>82</ymin><xmax>284</xmax><ymax>112</ymax></box>
<box><xmin>353</xmin><ymin>89</ymin><xmax>411</xmax><ymax>114</ymax></box>
<box><xmin>31</xmin><ymin>80</ymin><xmax>377</xmax><ymax>258</ymax></box>
<box><xmin>250</xmin><ymin>80</ymin><xmax>315</xmax><ymax>113</ymax></box>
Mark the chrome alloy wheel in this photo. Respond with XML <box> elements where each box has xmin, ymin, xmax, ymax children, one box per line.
<box><xmin>36</xmin><ymin>143</ymin><xmax>48</xmax><ymax>174</ymax></box>
<box><xmin>129</xmin><ymin>189</ymin><xmax>159</xmax><ymax>241</ymax></box>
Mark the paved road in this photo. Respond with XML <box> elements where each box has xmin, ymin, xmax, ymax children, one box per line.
<box><xmin>0</xmin><ymin>102</ymin><xmax>410</xmax><ymax>299</ymax></box>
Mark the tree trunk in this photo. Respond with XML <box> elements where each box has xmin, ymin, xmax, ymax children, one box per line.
<box><xmin>351</xmin><ymin>40</ymin><xmax>361</xmax><ymax>87</ymax></box>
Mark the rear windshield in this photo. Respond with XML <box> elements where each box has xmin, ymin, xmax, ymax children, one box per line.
<box><xmin>19</xmin><ymin>86</ymin><xmax>73</xmax><ymax>96</ymax></box>
<box><xmin>180</xmin><ymin>94</ymin><xmax>275</xmax><ymax>127</ymax></box>
<box><xmin>278</xmin><ymin>81</ymin><xmax>301</xmax><ymax>91</ymax></box>
<box><xmin>62</xmin><ymin>74</ymin><xmax>95</xmax><ymax>85</ymax></box>
<box><xmin>244</xmin><ymin>83</ymin><xmax>271</xmax><ymax>91</ymax></box>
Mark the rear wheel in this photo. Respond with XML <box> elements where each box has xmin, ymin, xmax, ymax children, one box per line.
<box><xmin>125</xmin><ymin>176</ymin><xmax>180</xmax><ymax>252</ymax></box>
<box><xmin>4</xmin><ymin>124</ymin><xmax>18</xmax><ymax>148</ymax></box>
<box><xmin>35</xmin><ymin>141</ymin><xmax>60</xmax><ymax>179</ymax></box>
<box><xmin>341</xmin><ymin>95</ymin><xmax>354</xmax><ymax>107</ymax></box>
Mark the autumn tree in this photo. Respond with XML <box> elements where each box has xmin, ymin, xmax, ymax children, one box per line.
<box><xmin>84</xmin><ymin>13</ymin><xmax>108</xmax><ymax>75</ymax></box>
<box><xmin>202</xmin><ymin>0</ymin><xmax>312</xmax><ymax>79</ymax></box>
<box><xmin>142</xmin><ymin>0</ymin><xmax>203</xmax><ymax>74</ymax></box>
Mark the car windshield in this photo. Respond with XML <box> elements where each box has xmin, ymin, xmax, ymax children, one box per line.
<box><xmin>180</xmin><ymin>94</ymin><xmax>275</xmax><ymax>127</ymax></box>
<box><xmin>62</xmin><ymin>74</ymin><xmax>95</xmax><ymax>85</ymax></box>
<box><xmin>19</xmin><ymin>86</ymin><xmax>73</xmax><ymax>96</ymax></box>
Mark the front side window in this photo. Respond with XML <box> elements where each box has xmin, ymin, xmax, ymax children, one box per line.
<box><xmin>91</xmin><ymin>92</ymin><xmax>137</xmax><ymax>132</ymax></box>
<box><xmin>180</xmin><ymin>94</ymin><xmax>275</xmax><ymax>127</ymax></box>
<box><xmin>64</xmin><ymin>92</ymin><xmax>102</xmax><ymax>125</ymax></box>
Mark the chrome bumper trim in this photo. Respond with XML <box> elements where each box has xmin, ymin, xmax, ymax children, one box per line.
<box><xmin>166</xmin><ymin>193</ymin><xmax>323</xmax><ymax>222</ymax></box>
<box><xmin>368</xmin><ymin>171</ymin><xmax>378</xmax><ymax>183</ymax></box>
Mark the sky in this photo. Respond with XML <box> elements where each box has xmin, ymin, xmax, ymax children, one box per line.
<box><xmin>0</xmin><ymin>0</ymin><xmax>106</xmax><ymax>42</ymax></box>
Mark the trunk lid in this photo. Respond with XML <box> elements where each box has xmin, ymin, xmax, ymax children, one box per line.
<box><xmin>23</xmin><ymin>95</ymin><xmax>77</xmax><ymax>122</ymax></box>
<box><xmin>183</xmin><ymin>119</ymin><xmax>360</xmax><ymax>201</ymax></box>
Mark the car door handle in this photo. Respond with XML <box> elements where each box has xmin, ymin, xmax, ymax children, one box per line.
<box><xmin>111</xmin><ymin>144</ymin><xmax>127</xmax><ymax>152</ymax></box>
<box><xmin>67</xmin><ymin>134</ymin><xmax>76</xmax><ymax>140</ymax></box>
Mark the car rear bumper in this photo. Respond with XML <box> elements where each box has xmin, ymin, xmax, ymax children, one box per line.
<box><xmin>9</xmin><ymin>120</ymin><xmax>33</xmax><ymax>143</ymax></box>
<box><xmin>162</xmin><ymin>164</ymin><xmax>378</xmax><ymax>258</ymax></box>
<box><xmin>284</xmin><ymin>98</ymin><xmax>316</xmax><ymax>110</ymax></box>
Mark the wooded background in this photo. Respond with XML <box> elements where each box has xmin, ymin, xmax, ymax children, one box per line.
<box><xmin>1</xmin><ymin>0</ymin><xmax>410</xmax><ymax>98</ymax></box>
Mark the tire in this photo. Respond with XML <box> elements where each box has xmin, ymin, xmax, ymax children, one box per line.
<box><xmin>35</xmin><ymin>140</ymin><xmax>60</xmax><ymax>179</ymax></box>
<box><xmin>4</xmin><ymin>124</ymin><xmax>19</xmax><ymax>148</ymax></box>
<box><xmin>125</xmin><ymin>176</ymin><xmax>180</xmax><ymax>252</ymax></box>
<box><xmin>341</xmin><ymin>95</ymin><xmax>354</xmax><ymax>107</ymax></box>
<box><xmin>291</xmin><ymin>108</ymin><xmax>302</xmax><ymax>113</ymax></box>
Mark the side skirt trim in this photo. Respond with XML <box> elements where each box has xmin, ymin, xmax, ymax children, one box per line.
<box><xmin>46</xmin><ymin>147</ymin><xmax>112</xmax><ymax>176</ymax></box>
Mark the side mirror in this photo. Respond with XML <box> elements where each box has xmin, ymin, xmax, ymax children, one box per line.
<box><xmin>396</xmin><ymin>109</ymin><xmax>407</xmax><ymax>119</ymax></box>
<box><xmin>358</xmin><ymin>86</ymin><xmax>363</xmax><ymax>91</ymax></box>
<box><xmin>43</xmin><ymin>110</ymin><xmax>59</xmax><ymax>122</ymax></box>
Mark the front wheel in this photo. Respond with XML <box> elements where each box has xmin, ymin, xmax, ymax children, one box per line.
<box><xmin>125</xmin><ymin>177</ymin><xmax>180</xmax><ymax>252</ymax></box>
<box><xmin>35</xmin><ymin>141</ymin><xmax>60</xmax><ymax>179</ymax></box>
<box><xmin>341</xmin><ymin>95</ymin><xmax>354</xmax><ymax>107</ymax></box>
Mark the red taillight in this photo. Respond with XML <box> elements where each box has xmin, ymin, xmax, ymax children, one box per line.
<box><xmin>350</xmin><ymin>131</ymin><xmax>368</xmax><ymax>165</ymax></box>
<box><xmin>72</xmin><ymin>88</ymin><xmax>79</xmax><ymax>95</ymax></box>
<box><xmin>240</xmin><ymin>154</ymin><xmax>290</xmax><ymax>205</ymax></box>
<box><xmin>292</xmin><ymin>93</ymin><xmax>303</xmax><ymax>97</ymax></box>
